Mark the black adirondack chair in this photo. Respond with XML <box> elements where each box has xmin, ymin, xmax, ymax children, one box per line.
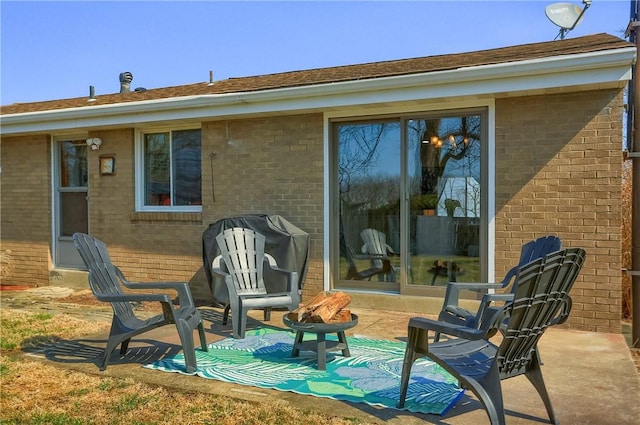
<box><xmin>72</xmin><ymin>233</ymin><xmax>207</xmax><ymax>373</ymax></box>
<box><xmin>398</xmin><ymin>247</ymin><xmax>586</xmax><ymax>425</ymax></box>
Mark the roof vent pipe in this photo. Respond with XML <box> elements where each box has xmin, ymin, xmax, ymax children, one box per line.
<box><xmin>208</xmin><ymin>70</ymin><xmax>214</xmax><ymax>86</ymax></box>
<box><xmin>88</xmin><ymin>85</ymin><xmax>96</xmax><ymax>102</ymax></box>
<box><xmin>119</xmin><ymin>72</ymin><xmax>133</xmax><ymax>93</ymax></box>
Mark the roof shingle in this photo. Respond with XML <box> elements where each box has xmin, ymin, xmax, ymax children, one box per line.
<box><xmin>0</xmin><ymin>33</ymin><xmax>632</xmax><ymax>115</ymax></box>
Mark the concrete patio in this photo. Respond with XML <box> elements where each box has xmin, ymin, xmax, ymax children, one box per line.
<box><xmin>5</xmin><ymin>286</ymin><xmax>640</xmax><ymax>425</ymax></box>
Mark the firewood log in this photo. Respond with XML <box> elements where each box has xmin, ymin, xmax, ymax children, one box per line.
<box><xmin>312</xmin><ymin>292</ymin><xmax>351</xmax><ymax>323</ymax></box>
<box><xmin>330</xmin><ymin>309</ymin><xmax>352</xmax><ymax>323</ymax></box>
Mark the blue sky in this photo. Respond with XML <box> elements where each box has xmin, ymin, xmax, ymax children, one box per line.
<box><xmin>0</xmin><ymin>0</ymin><xmax>632</xmax><ymax>106</ymax></box>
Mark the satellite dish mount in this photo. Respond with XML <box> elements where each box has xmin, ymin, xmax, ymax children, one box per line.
<box><xmin>545</xmin><ymin>0</ymin><xmax>592</xmax><ymax>40</ymax></box>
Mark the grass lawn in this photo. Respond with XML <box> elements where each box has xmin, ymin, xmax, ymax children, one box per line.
<box><xmin>0</xmin><ymin>308</ymin><xmax>374</xmax><ymax>425</ymax></box>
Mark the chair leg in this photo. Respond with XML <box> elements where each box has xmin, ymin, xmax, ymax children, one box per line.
<box><xmin>397</xmin><ymin>326</ymin><xmax>420</xmax><ymax>408</ymax></box>
<box><xmin>101</xmin><ymin>336</ymin><xmax>125</xmax><ymax>371</ymax></box>
<box><xmin>467</xmin><ymin>364</ymin><xmax>506</xmax><ymax>425</ymax></box>
<box><xmin>175</xmin><ymin>319</ymin><xmax>198</xmax><ymax>374</ymax></box>
<box><xmin>525</xmin><ymin>351</ymin><xmax>558</xmax><ymax>425</ymax></box>
<box><xmin>119</xmin><ymin>338</ymin><xmax>131</xmax><ymax>355</ymax></box>
<box><xmin>198</xmin><ymin>322</ymin><xmax>208</xmax><ymax>352</ymax></box>
<box><xmin>222</xmin><ymin>304</ymin><xmax>231</xmax><ymax>325</ymax></box>
<box><xmin>263</xmin><ymin>307</ymin><xmax>272</xmax><ymax>321</ymax></box>
<box><xmin>236</xmin><ymin>307</ymin><xmax>249</xmax><ymax>339</ymax></box>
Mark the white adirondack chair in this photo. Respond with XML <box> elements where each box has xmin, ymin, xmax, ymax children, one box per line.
<box><xmin>211</xmin><ymin>227</ymin><xmax>300</xmax><ymax>338</ymax></box>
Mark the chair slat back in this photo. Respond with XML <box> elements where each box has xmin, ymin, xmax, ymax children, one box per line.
<box><xmin>496</xmin><ymin>247</ymin><xmax>586</xmax><ymax>377</ymax></box>
<box><xmin>72</xmin><ymin>233</ymin><xmax>136</xmax><ymax>320</ymax></box>
<box><xmin>216</xmin><ymin>228</ymin><xmax>268</xmax><ymax>295</ymax></box>
<box><xmin>501</xmin><ymin>235</ymin><xmax>562</xmax><ymax>289</ymax></box>
<box><xmin>360</xmin><ymin>228</ymin><xmax>389</xmax><ymax>269</ymax></box>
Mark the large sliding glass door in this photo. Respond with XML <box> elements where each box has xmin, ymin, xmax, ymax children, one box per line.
<box><xmin>333</xmin><ymin>109</ymin><xmax>485</xmax><ymax>294</ymax></box>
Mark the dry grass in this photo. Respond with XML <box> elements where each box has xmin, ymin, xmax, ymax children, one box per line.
<box><xmin>0</xmin><ymin>308</ymin><xmax>371</xmax><ymax>425</ymax></box>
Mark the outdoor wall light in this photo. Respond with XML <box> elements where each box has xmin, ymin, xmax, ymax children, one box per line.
<box><xmin>86</xmin><ymin>137</ymin><xmax>102</xmax><ymax>150</ymax></box>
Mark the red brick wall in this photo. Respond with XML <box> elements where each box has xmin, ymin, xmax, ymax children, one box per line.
<box><xmin>495</xmin><ymin>89</ymin><xmax>624</xmax><ymax>332</ymax></box>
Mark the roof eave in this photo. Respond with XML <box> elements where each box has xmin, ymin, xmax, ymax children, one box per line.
<box><xmin>1</xmin><ymin>47</ymin><xmax>635</xmax><ymax>136</ymax></box>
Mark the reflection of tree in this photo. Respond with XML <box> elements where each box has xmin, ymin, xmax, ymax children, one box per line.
<box><xmin>466</xmin><ymin>182</ymin><xmax>481</xmax><ymax>217</ymax></box>
<box><xmin>406</xmin><ymin>116</ymin><xmax>480</xmax><ymax>199</ymax></box>
<box><xmin>173</xmin><ymin>129</ymin><xmax>202</xmax><ymax>205</ymax></box>
<box><xmin>61</xmin><ymin>142</ymin><xmax>88</xmax><ymax>187</ymax></box>
<box><xmin>144</xmin><ymin>129</ymin><xmax>202</xmax><ymax>205</ymax></box>
<box><xmin>338</xmin><ymin>123</ymin><xmax>393</xmax><ymax>195</ymax></box>
<box><xmin>416</xmin><ymin>116</ymin><xmax>480</xmax><ymax>196</ymax></box>
<box><xmin>342</xmin><ymin>174</ymin><xmax>400</xmax><ymax>213</ymax></box>
<box><xmin>145</xmin><ymin>133</ymin><xmax>170</xmax><ymax>183</ymax></box>
<box><xmin>439</xmin><ymin>177</ymin><xmax>480</xmax><ymax>218</ymax></box>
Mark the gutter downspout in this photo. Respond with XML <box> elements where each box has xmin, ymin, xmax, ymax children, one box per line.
<box><xmin>626</xmin><ymin>0</ymin><xmax>640</xmax><ymax>349</ymax></box>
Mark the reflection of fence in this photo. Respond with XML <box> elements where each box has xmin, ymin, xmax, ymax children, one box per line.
<box><xmin>415</xmin><ymin>216</ymin><xmax>454</xmax><ymax>255</ymax></box>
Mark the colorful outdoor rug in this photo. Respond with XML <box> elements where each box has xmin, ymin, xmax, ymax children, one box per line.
<box><xmin>144</xmin><ymin>328</ymin><xmax>464</xmax><ymax>415</ymax></box>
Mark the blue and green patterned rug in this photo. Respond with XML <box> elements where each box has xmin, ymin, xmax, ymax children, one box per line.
<box><xmin>144</xmin><ymin>328</ymin><xmax>464</xmax><ymax>415</ymax></box>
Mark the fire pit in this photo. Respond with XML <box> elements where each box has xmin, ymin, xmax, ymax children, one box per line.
<box><xmin>283</xmin><ymin>312</ymin><xmax>358</xmax><ymax>370</ymax></box>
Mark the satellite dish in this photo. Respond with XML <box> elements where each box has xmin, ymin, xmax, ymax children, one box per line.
<box><xmin>545</xmin><ymin>0</ymin><xmax>591</xmax><ymax>39</ymax></box>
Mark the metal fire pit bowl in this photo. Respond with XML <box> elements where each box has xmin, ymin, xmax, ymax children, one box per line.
<box><xmin>283</xmin><ymin>313</ymin><xmax>358</xmax><ymax>370</ymax></box>
<box><xmin>283</xmin><ymin>313</ymin><xmax>358</xmax><ymax>332</ymax></box>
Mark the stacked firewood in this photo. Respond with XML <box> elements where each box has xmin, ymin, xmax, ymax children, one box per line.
<box><xmin>291</xmin><ymin>291</ymin><xmax>352</xmax><ymax>323</ymax></box>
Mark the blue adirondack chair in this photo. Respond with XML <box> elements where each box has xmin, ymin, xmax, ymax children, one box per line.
<box><xmin>437</xmin><ymin>235</ymin><xmax>562</xmax><ymax>331</ymax></box>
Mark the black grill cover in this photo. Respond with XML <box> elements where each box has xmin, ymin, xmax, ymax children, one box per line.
<box><xmin>202</xmin><ymin>215</ymin><xmax>310</xmax><ymax>306</ymax></box>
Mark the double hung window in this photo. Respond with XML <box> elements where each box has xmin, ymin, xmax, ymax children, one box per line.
<box><xmin>136</xmin><ymin>128</ymin><xmax>202</xmax><ymax>211</ymax></box>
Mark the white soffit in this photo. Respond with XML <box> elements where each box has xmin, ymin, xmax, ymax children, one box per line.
<box><xmin>0</xmin><ymin>47</ymin><xmax>635</xmax><ymax>135</ymax></box>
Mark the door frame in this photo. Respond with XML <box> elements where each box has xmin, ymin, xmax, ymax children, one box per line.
<box><xmin>51</xmin><ymin>135</ymin><xmax>89</xmax><ymax>269</ymax></box>
<box><xmin>323</xmin><ymin>100</ymin><xmax>496</xmax><ymax>295</ymax></box>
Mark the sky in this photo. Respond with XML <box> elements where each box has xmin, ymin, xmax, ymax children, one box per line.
<box><xmin>0</xmin><ymin>0</ymin><xmax>634</xmax><ymax>106</ymax></box>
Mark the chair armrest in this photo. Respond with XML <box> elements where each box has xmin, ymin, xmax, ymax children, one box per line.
<box><xmin>211</xmin><ymin>256</ymin><xmax>232</xmax><ymax>280</ymax></box>
<box><xmin>472</xmin><ymin>293</ymin><xmax>514</xmax><ymax>329</ymax></box>
<box><xmin>352</xmin><ymin>253</ymin><xmax>391</xmax><ymax>261</ymax></box>
<box><xmin>480</xmin><ymin>293</ymin><xmax>514</xmax><ymax>303</ymax></box>
<box><xmin>550</xmin><ymin>296</ymin><xmax>573</xmax><ymax>325</ymax></box>
<box><xmin>94</xmin><ymin>292</ymin><xmax>173</xmax><ymax>305</ymax></box>
<box><xmin>117</xmin><ymin>268</ymin><xmax>195</xmax><ymax>306</ymax></box>
<box><xmin>441</xmin><ymin>281</ymin><xmax>504</xmax><ymax>312</ymax></box>
<box><xmin>408</xmin><ymin>316</ymin><xmax>486</xmax><ymax>340</ymax></box>
<box><xmin>447</xmin><ymin>282</ymin><xmax>504</xmax><ymax>291</ymax></box>
<box><xmin>263</xmin><ymin>255</ymin><xmax>299</xmax><ymax>291</ymax></box>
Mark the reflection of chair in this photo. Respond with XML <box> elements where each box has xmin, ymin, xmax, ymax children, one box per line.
<box><xmin>211</xmin><ymin>227</ymin><xmax>300</xmax><ymax>339</ymax></box>
<box><xmin>72</xmin><ymin>233</ymin><xmax>207</xmax><ymax>373</ymax></box>
<box><xmin>343</xmin><ymin>243</ymin><xmax>392</xmax><ymax>281</ymax></box>
<box><xmin>398</xmin><ymin>247</ymin><xmax>586</xmax><ymax>425</ymax></box>
<box><xmin>360</xmin><ymin>228</ymin><xmax>398</xmax><ymax>281</ymax></box>
<box><xmin>429</xmin><ymin>259</ymin><xmax>463</xmax><ymax>285</ymax></box>
<box><xmin>438</xmin><ymin>235</ymin><xmax>562</xmax><ymax>331</ymax></box>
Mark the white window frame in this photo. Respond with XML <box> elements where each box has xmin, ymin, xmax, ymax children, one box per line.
<box><xmin>134</xmin><ymin>125</ymin><xmax>203</xmax><ymax>213</ymax></box>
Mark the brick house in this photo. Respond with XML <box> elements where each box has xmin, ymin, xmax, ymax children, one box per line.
<box><xmin>1</xmin><ymin>33</ymin><xmax>635</xmax><ymax>333</ymax></box>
